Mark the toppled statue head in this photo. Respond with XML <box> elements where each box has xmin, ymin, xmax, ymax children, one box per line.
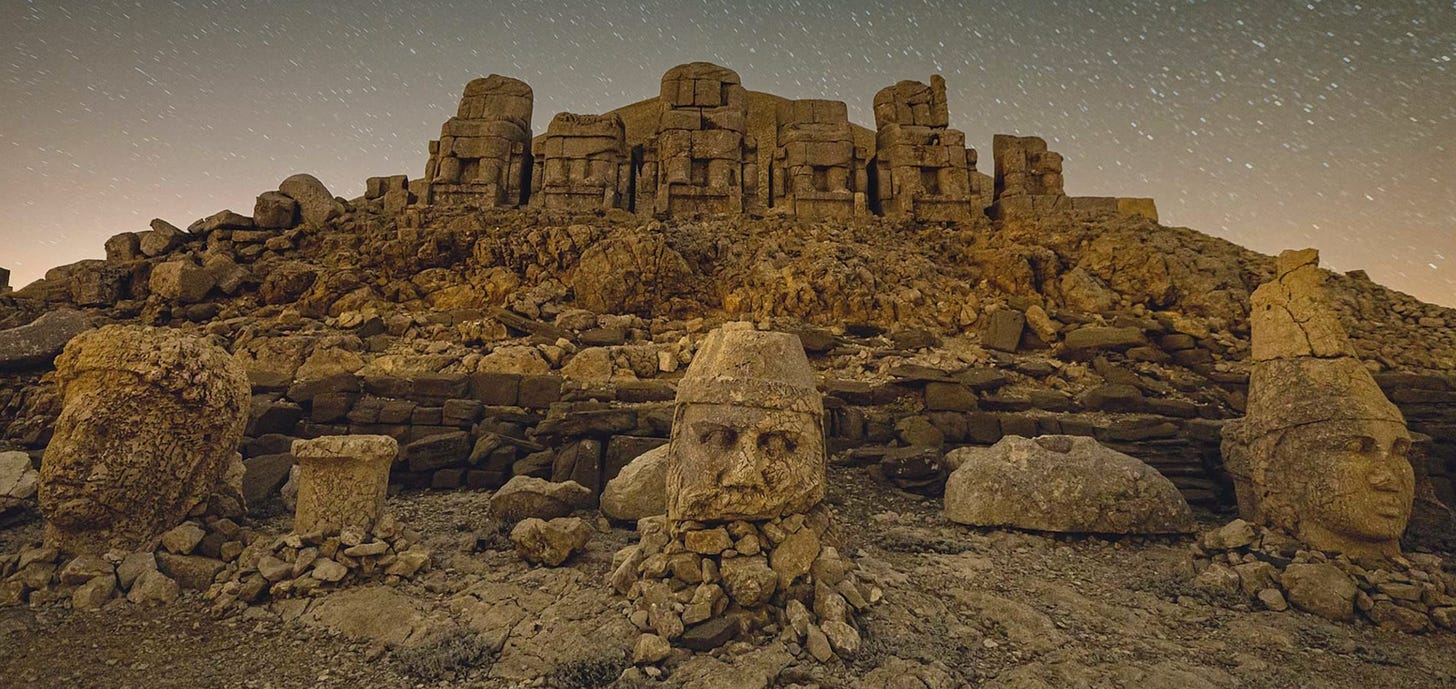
<box><xmin>666</xmin><ymin>323</ymin><xmax>825</xmax><ymax>522</ymax></box>
<box><xmin>1224</xmin><ymin>249</ymin><xmax>1413</xmax><ymax>561</ymax></box>
<box><xmin>38</xmin><ymin>325</ymin><xmax>251</xmax><ymax>555</ymax></box>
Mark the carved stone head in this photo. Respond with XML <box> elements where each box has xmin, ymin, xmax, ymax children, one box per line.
<box><xmin>1238</xmin><ymin>357</ymin><xmax>1413</xmax><ymax>560</ymax></box>
<box><xmin>665</xmin><ymin>324</ymin><xmax>825</xmax><ymax>522</ymax></box>
<box><xmin>1225</xmin><ymin>249</ymin><xmax>1415</xmax><ymax>561</ymax></box>
<box><xmin>38</xmin><ymin>326</ymin><xmax>250</xmax><ymax>554</ymax></box>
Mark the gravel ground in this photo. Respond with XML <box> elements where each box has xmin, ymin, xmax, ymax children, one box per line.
<box><xmin>4</xmin><ymin>466</ymin><xmax>1456</xmax><ymax>688</ymax></box>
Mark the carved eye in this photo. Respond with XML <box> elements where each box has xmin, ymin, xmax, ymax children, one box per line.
<box><xmin>1391</xmin><ymin>439</ymin><xmax>1411</xmax><ymax>457</ymax></box>
<box><xmin>1344</xmin><ymin>437</ymin><xmax>1377</xmax><ymax>453</ymax></box>
<box><xmin>757</xmin><ymin>431</ymin><xmax>799</xmax><ymax>457</ymax></box>
<box><xmin>693</xmin><ymin>422</ymin><xmax>738</xmax><ymax>448</ymax></box>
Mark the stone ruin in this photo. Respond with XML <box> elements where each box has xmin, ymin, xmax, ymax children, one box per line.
<box><xmin>770</xmin><ymin>99</ymin><xmax>868</xmax><ymax>219</ymax></box>
<box><xmin>639</xmin><ymin>62</ymin><xmax>759</xmax><ymax>217</ymax></box>
<box><xmin>530</xmin><ymin>112</ymin><xmax>632</xmax><ymax>212</ymax></box>
<box><xmin>992</xmin><ymin>134</ymin><xmax>1157</xmax><ymax>220</ymax></box>
<box><xmin>420</xmin><ymin>75</ymin><xmax>534</xmax><ymax>208</ymax></box>
<box><xmin>611</xmin><ymin>324</ymin><xmax>877</xmax><ymax>661</ymax></box>
<box><xmin>0</xmin><ymin>266</ymin><xmax>10</xmax><ymax>293</ymax></box>
<box><xmin>291</xmin><ymin>435</ymin><xmax>397</xmax><ymax>534</ymax></box>
<box><xmin>870</xmin><ymin>76</ymin><xmax>991</xmax><ymax>221</ymax></box>
<box><xmin>404</xmin><ymin>62</ymin><xmax>1156</xmax><ymax>223</ymax></box>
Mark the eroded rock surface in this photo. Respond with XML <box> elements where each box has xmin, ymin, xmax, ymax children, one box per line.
<box><xmin>944</xmin><ymin>435</ymin><xmax>1195</xmax><ymax>534</ymax></box>
<box><xmin>38</xmin><ymin>325</ymin><xmax>250</xmax><ymax>554</ymax></box>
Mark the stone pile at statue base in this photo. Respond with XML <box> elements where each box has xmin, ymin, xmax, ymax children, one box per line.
<box><xmin>608</xmin><ymin>323</ymin><xmax>877</xmax><ymax>661</ymax></box>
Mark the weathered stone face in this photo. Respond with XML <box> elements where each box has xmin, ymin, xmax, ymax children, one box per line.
<box><xmin>669</xmin><ymin>402</ymin><xmax>826</xmax><ymax>521</ymax></box>
<box><xmin>665</xmin><ymin>324</ymin><xmax>825</xmax><ymax>522</ymax></box>
<box><xmin>38</xmin><ymin>326</ymin><xmax>250</xmax><ymax>555</ymax></box>
<box><xmin>1224</xmin><ymin>249</ymin><xmax>1415</xmax><ymax>561</ymax></box>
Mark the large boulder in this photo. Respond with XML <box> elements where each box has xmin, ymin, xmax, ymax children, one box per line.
<box><xmin>944</xmin><ymin>435</ymin><xmax>1194</xmax><ymax>535</ymax></box>
<box><xmin>0</xmin><ymin>309</ymin><xmax>92</xmax><ymax>370</ymax></box>
<box><xmin>278</xmin><ymin>173</ymin><xmax>339</xmax><ymax>227</ymax></box>
<box><xmin>38</xmin><ymin>325</ymin><xmax>251</xmax><ymax>554</ymax></box>
<box><xmin>600</xmin><ymin>445</ymin><xmax>668</xmax><ymax>521</ymax></box>
<box><xmin>570</xmin><ymin>229</ymin><xmax>692</xmax><ymax>316</ymax></box>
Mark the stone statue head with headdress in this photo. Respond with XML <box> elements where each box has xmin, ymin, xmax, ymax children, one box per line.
<box><xmin>1224</xmin><ymin>249</ymin><xmax>1413</xmax><ymax>561</ymax></box>
<box><xmin>665</xmin><ymin>323</ymin><xmax>826</xmax><ymax>522</ymax></box>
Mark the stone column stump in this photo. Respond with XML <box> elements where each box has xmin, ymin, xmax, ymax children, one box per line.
<box><xmin>290</xmin><ymin>435</ymin><xmax>398</xmax><ymax>534</ymax></box>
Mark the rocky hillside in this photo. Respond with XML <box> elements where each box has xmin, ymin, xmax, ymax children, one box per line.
<box><xmin>2</xmin><ymin>184</ymin><xmax>1454</xmax><ymax>517</ymax></box>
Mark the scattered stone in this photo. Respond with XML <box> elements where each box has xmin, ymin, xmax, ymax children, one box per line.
<box><xmin>1279</xmin><ymin>563</ymin><xmax>1358</xmax><ymax>623</ymax></box>
<box><xmin>510</xmin><ymin>516</ymin><xmax>592</xmax><ymax>566</ymax></box>
<box><xmin>0</xmin><ymin>309</ymin><xmax>92</xmax><ymax>370</ymax></box>
<box><xmin>633</xmin><ymin>632</ymin><xmax>673</xmax><ymax>664</ymax></box>
<box><xmin>600</xmin><ymin>445</ymin><xmax>667</xmax><ymax>521</ymax></box>
<box><xmin>126</xmin><ymin>570</ymin><xmax>180</xmax><ymax>606</ymax></box>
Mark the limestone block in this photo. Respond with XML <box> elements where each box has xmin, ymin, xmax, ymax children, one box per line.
<box><xmin>253</xmin><ymin>191</ymin><xmax>299</xmax><ymax>230</ymax></box>
<box><xmin>290</xmin><ymin>435</ymin><xmax>398</xmax><ymax>534</ymax></box>
<box><xmin>150</xmin><ymin>260</ymin><xmax>215</xmax><ymax>304</ymax></box>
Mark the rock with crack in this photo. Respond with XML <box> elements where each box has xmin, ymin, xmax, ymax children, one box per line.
<box><xmin>38</xmin><ymin>325</ymin><xmax>250</xmax><ymax>555</ymax></box>
<box><xmin>489</xmin><ymin>476</ymin><xmax>593</xmax><ymax>523</ymax></box>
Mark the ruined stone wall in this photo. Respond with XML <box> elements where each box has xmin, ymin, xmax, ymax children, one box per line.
<box><xmin>870</xmin><ymin>76</ymin><xmax>991</xmax><ymax>221</ymax></box>
<box><xmin>410</xmin><ymin>64</ymin><xmax>1153</xmax><ymax>222</ymax></box>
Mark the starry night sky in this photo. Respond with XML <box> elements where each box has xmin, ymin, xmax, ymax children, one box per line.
<box><xmin>2</xmin><ymin>1</ymin><xmax>1453</xmax><ymax>305</ymax></box>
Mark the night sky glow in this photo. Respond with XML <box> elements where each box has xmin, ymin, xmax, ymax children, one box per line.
<box><xmin>2</xmin><ymin>1</ymin><xmax>1453</xmax><ymax>305</ymax></box>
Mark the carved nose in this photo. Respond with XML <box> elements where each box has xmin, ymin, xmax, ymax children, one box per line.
<box><xmin>721</xmin><ymin>448</ymin><xmax>765</xmax><ymax>488</ymax></box>
<box><xmin>1369</xmin><ymin>464</ymin><xmax>1400</xmax><ymax>491</ymax></box>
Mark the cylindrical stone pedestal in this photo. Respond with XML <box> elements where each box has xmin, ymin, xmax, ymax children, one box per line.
<box><xmin>290</xmin><ymin>435</ymin><xmax>398</xmax><ymax>534</ymax></box>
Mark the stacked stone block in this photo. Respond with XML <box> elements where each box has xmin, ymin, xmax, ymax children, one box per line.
<box><xmin>530</xmin><ymin>113</ymin><xmax>631</xmax><ymax>212</ymax></box>
<box><xmin>870</xmin><ymin>76</ymin><xmax>991</xmax><ymax>221</ymax></box>
<box><xmin>639</xmin><ymin>62</ymin><xmax>759</xmax><ymax>217</ymax></box>
<box><xmin>992</xmin><ymin>134</ymin><xmax>1159</xmax><ymax>220</ymax></box>
<box><xmin>363</xmin><ymin>175</ymin><xmax>413</xmax><ymax>215</ymax></box>
<box><xmin>770</xmin><ymin>99</ymin><xmax>868</xmax><ymax>219</ymax></box>
<box><xmin>422</xmin><ymin>75</ymin><xmax>533</xmax><ymax>208</ymax></box>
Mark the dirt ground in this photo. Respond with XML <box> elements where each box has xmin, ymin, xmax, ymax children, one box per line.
<box><xmin>5</xmin><ymin>464</ymin><xmax>1456</xmax><ymax>689</ymax></box>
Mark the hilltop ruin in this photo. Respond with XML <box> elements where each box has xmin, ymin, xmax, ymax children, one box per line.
<box><xmin>410</xmin><ymin>62</ymin><xmax>1155</xmax><ymax>223</ymax></box>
